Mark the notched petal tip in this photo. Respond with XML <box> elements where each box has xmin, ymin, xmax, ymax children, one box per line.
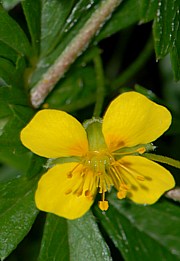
<box><xmin>102</xmin><ymin>91</ymin><xmax>172</xmax><ymax>152</ymax></box>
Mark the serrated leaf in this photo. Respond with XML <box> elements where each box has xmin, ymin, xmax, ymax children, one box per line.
<box><xmin>95</xmin><ymin>192</ymin><xmax>180</xmax><ymax>261</ymax></box>
<box><xmin>0</xmin><ymin>176</ymin><xmax>39</xmax><ymax>260</ymax></box>
<box><xmin>0</xmin><ymin>6</ymin><xmax>31</xmax><ymax>57</ymax></box>
<box><xmin>22</xmin><ymin>0</ymin><xmax>41</xmax><ymax>53</ymax></box>
<box><xmin>38</xmin><ymin>211</ymin><xmax>112</xmax><ymax>261</ymax></box>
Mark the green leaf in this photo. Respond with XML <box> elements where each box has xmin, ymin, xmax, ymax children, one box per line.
<box><xmin>0</xmin><ymin>56</ymin><xmax>46</xmax><ymax>174</ymax></box>
<box><xmin>40</xmin><ymin>0</ymin><xmax>76</xmax><ymax>57</ymax></box>
<box><xmin>97</xmin><ymin>0</ymin><xmax>140</xmax><ymax>41</ymax></box>
<box><xmin>38</xmin><ymin>211</ymin><xmax>111</xmax><ymax>261</ymax></box>
<box><xmin>138</xmin><ymin>0</ymin><xmax>158</xmax><ymax>23</ymax></box>
<box><xmin>170</xmin><ymin>29</ymin><xmax>180</xmax><ymax>81</ymax></box>
<box><xmin>95</xmin><ymin>192</ymin><xmax>180</xmax><ymax>261</ymax></box>
<box><xmin>29</xmin><ymin>0</ymin><xmax>120</xmax><ymax>87</ymax></box>
<box><xmin>45</xmin><ymin>65</ymin><xmax>96</xmax><ymax>112</ymax></box>
<box><xmin>37</xmin><ymin>214</ymin><xmax>69</xmax><ymax>261</ymax></box>
<box><xmin>0</xmin><ymin>6</ymin><xmax>31</xmax><ymax>57</ymax></box>
<box><xmin>153</xmin><ymin>0</ymin><xmax>180</xmax><ymax>80</ymax></box>
<box><xmin>1</xmin><ymin>0</ymin><xmax>21</xmax><ymax>10</ymax></box>
<box><xmin>22</xmin><ymin>0</ymin><xmax>41</xmax><ymax>53</ymax></box>
<box><xmin>0</xmin><ymin>42</ymin><xmax>19</xmax><ymax>64</ymax></box>
<box><xmin>0</xmin><ymin>176</ymin><xmax>39</xmax><ymax>260</ymax></box>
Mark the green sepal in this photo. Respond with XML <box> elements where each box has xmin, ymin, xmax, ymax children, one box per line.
<box><xmin>45</xmin><ymin>156</ymin><xmax>81</xmax><ymax>169</ymax></box>
<box><xmin>143</xmin><ymin>153</ymin><xmax>180</xmax><ymax>169</ymax></box>
<box><xmin>114</xmin><ymin>143</ymin><xmax>156</xmax><ymax>159</ymax></box>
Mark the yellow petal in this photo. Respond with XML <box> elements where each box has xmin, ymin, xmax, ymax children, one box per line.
<box><xmin>102</xmin><ymin>92</ymin><xmax>171</xmax><ymax>152</ymax></box>
<box><xmin>20</xmin><ymin>109</ymin><xmax>88</xmax><ymax>158</ymax></box>
<box><xmin>118</xmin><ymin>156</ymin><xmax>175</xmax><ymax>204</ymax></box>
<box><xmin>35</xmin><ymin>163</ymin><xmax>96</xmax><ymax>220</ymax></box>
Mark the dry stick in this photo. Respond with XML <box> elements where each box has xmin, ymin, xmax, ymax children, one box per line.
<box><xmin>30</xmin><ymin>0</ymin><xmax>122</xmax><ymax>108</ymax></box>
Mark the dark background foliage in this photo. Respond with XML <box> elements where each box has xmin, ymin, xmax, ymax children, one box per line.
<box><xmin>0</xmin><ymin>1</ymin><xmax>180</xmax><ymax>260</ymax></box>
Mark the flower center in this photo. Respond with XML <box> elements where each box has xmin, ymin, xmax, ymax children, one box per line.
<box><xmin>64</xmin><ymin>118</ymin><xmax>148</xmax><ymax>212</ymax></box>
<box><xmin>84</xmin><ymin>149</ymin><xmax>130</xmax><ymax>210</ymax></box>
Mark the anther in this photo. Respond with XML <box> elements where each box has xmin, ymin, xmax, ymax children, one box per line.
<box><xmin>67</xmin><ymin>172</ymin><xmax>73</xmax><ymax>178</ymax></box>
<box><xmin>137</xmin><ymin>175</ymin><xmax>145</xmax><ymax>181</ymax></box>
<box><xmin>137</xmin><ymin>147</ymin><xmax>146</xmax><ymax>154</ymax></box>
<box><xmin>85</xmin><ymin>190</ymin><xmax>91</xmax><ymax>197</ymax></box>
<box><xmin>117</xmin><ymin>190</ymin><xmax>127</xmax><ymax>199</ymax></box>
<box><xmin>98</xmin><ymin>200</ymin><xmax>109</xmax><ymax>211</ymax></box>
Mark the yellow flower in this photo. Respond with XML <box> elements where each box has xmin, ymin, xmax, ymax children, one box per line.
<box><xmin>20</xmin><ymin>92</ymin><xmax>175</xmax><ymax>220</ymax></box>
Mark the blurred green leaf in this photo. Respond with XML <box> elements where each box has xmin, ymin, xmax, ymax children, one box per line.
<box><xmin>153</xmin><ymin>0</ymin><xmax>180</xmax><ymax>80</ymax></box>
<box><xmin>138</xmin><ymin>0</ymin><xmax>157</xmax><ymax>23</ymax></box>
<box><xmin>22</xmin><ymin>0</ymin><xmax>41</xmax><ymax>53</ymax></box>
<box><xmin>0</xmin><ymin>176</ymin><xmax>39</xmax><ymax>260</ymax></box>
<box><xmin>45</xmin><ymin>65</ymin><xmax>96</xmax><ymax>112</ymax></box>
<box><xmin>38</xmin><ymin>211</ymin><xmax>111</xmax><ymax>261</ymax></box>
<box><xmin>0</xmin><ymin>42</ymin><xmax>19</xmax><ymax>64</ymax></box>
<box><xmin>0</xmin><ymin>57</ymin><xmax>45</xmax><ymax>175</ymax></box>
<box><xmin>37</xmin><ymin>214</ymin><xmax>69</xmax><ymax>261</ymax></box>
<box><xmin>0</xmin><ymin>6</ymin><xmax>31</xmax><ymax>57</ymax></box>
<box><xmin>170</xmin><ymin>29</ymin><xmax>180</xmax><ymax>81</ymax></box>
<box><xmin>97</xmin><ymin>0</ymin><xmax>140</xmax><ymax>41</ymax></box>
<box><xmin>95</xmin><ymin>192</ymin><xmax>180</xmax><ymax>261</ymax></box>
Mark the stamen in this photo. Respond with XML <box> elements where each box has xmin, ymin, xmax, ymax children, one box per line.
<box><xmin>137</xmin><ymin>147</ymin><xmax>146</xmax><ymax>154</ymax></box>
<box><xmin>85</xmin><ymin>190</ymin><xmax>91</xmax><ymax>197</ymax></box>
<box><xmin>67</xmin><ymin>163</ymin><xmax>81</xmax><ymax>178</ymax></box>
<box><xmin>85</xmin><ymin>190</ymin><xmax>93</xmax><ymax>200</ymax></box>
<box><xmin>117</xmin><ymin>190</ymin><xmax>127</xmax><ymax>199</ymax></box>
<box><xmin>67</xmin><ymin>172</ymin><xmax>73</xmax><ymax>178</ymax></box>
<box><xmin>137</xmin><ymin>175</ymin><xmax>145</xmax><ymax>181</ymax></box>
<box><xmin>98</xmin><ymin>200</ymin><xmax>109</xmax><ymax>211</ymax></box>
<box><xmin>98</xmin><ymin>192</ymin><xmax>109</xmax><ymax>210</ymax></box>
<box><xmin>117</xmin><ymin>183</ymin><xmax>128</xmax><ymax>199</ymax></box>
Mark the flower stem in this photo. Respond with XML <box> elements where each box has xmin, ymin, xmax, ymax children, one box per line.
<box><xmin>144</xmin><ymin>153</ymin><xmax>180</xmax><ymax>169</ymax></box>
<box><xmin>93</xmin><ymin>54</ymin><xmax>105</xmax><ymax>117</ymax></box>
<box><xmin>30</xmin><ymin>0</ymin><xmax>122</xmax><ymax>108</ymax></box>
<box><xmin>111</xmin><ymin>36</ymin><xmax>154</xmax><ymax>90</ymax></box>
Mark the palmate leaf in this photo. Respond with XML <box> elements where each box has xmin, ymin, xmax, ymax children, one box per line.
<box><xmin>38</xmin><ymin>211</ymin><xmax>111</xmax><ymax>261</ymax></box>
<box><xmin>0</xmin><ymin>175</ymin><xmax>39</xmax><ymax>260</ymax></box>
<box><xmin>95</xmin><ymin>191</ymin><xmax>180</xmax><ymax>261</ymax></box>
